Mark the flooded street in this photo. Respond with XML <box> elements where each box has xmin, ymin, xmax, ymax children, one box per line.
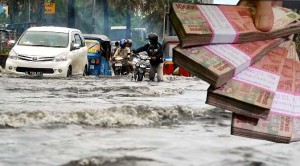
<box><xmin>0</xmin><ymin>74</ymin><xmax>299</xmax><ymax>166</ymax></box>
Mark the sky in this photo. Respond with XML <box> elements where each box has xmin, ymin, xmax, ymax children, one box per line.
<box><xmin>214</xmin><ymin>0</ymin><xmax>239</xmax><ymax>5</ymax></box>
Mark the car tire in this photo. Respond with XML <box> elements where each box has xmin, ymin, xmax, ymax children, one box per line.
<box><xmin>67</xmin><ymin>66</ymin><xmax>72</xmax><ymax>77</ymax></box>
<box><xmin>83</xmin><ymin>65</ymin><xmax>88</xmax><ymax>76</ymax></box>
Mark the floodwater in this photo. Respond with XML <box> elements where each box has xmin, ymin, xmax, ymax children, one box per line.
<box><xmin>0</xmin><ymin>72</ymin><xmax>299</xmax><ymax>166</ymax></box>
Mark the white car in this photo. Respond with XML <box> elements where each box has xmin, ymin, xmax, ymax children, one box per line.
<box><xmin>5</xmin><ymin>26</ymin><xmax>88</xmax><ymax>77</ymax></box>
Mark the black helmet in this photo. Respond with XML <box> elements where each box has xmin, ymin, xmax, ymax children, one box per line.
<box><xmin>115</xmin><ymin>41</ymin><xmax>120</xmax><ymax>46</ymax></box>
<box><xmin>147</xmin><ymin>33</ymin><xmax>158</xmax><ymax>44</ymax></box>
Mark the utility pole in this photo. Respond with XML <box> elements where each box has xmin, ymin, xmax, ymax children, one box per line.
<box><xmin>103</xmin><ymin>0</ymin><xmax>109</xmax><ymax>36</ymax></box>
<box><xmin>37</xmin><ymin>0</ymin><xmax>44</xmax><ymax>26</ymax></box>
<box><xmin>92</xmin><ymin>0</ymin><xmax>96</xmax><ymax>33</ymax></box>
<box><xmin>28</xmin><ymin>0</ymin><xmax>31</xmax><ymax>22</ymax></box>
<box><xmin>163</xmin><ymin>0</ymin><xmax>170</xmax><ymax>37</ymax></box>
<box><xmin>68</xmin><ymin>0</ymin><xmax>75</xmax><ymax>28</ymax></box>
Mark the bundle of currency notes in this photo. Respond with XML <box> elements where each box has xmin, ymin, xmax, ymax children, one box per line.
<box><xmin>231</xmin><ymin>49</ymin><xmax>300</xmax><ymax>143</ymax></box>
<box><xmin>169</xmin><ymin>2</ymin><xmax>300</xmax><ymax>143</ymax></box>
<box><xmin>173</xmin><ymin>39</ymin><xmax>284</xmax><ymax>88</ymax></box>
<box><xmin>206</xmin><ymin>42</ymin><xmax>293</xmax><ymax>120</ymax></box>
<box><xmin>170</xmin><ymin>3</ymin><xmax>300</xmax><ymax>47</ymax></box>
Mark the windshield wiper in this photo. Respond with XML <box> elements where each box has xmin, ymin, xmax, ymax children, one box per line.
<box><xmin>31</xmin><ymin>44</ymin><xmax>52</xmax><ymax>47</ymax></box>
<box><xmin>51</xmin><ymin>45</ymin><xmax>66</xmax><ymax>48</ymax></box>
<box><xmin>88</xmin><ymin>43</ymin><xmax>97</xmax><ymax>49</ymax></box>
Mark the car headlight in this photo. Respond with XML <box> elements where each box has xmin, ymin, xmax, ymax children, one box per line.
<box><xmin>8</xmin><ymin>49</ymin><xmax>18</xmax><ymax>59</ymax></box>
<box><xmin>53</xmin><ymin>52</ymin><xmax>68</xmax><ymax>62</ymax></box>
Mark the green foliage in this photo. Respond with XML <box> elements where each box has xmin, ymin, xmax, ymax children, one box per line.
<box><xmin>0</xmin><ymin>13</ymin><xmax>7</xmax><ymax>24</ymax></box>
<box><xmin>0</xmin><ymin>49</ymin><xmax>10</xmax><ymax>55</ymax></box>
<box><xmin>8</xmin><ymin>0</ymin><xmax>206</xmax><ymax>40</ymax></box>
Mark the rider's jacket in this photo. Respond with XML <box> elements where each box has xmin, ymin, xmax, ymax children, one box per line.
<box><xmin>134</xmin><ymin>42</ymin><xmax>163</xmax><ymax>66</ymax></box>
<box><xmin>113</xmin><ymin>47</ymin><xmax>131</xmax><ymax>59</ymax></box>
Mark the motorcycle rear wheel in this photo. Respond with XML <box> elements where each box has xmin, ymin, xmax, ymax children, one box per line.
<box><xmin>137</xmin><ymin>73</ymin><xmax>144</xmax><ymax>81</ymax></box>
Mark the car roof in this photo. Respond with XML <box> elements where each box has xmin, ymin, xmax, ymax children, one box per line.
<box><xmin>27</xmin><ymin>26</ymin><xmax>80</xmax><ymax>33</ymax></box>
<box><xmin>83</xmin><ymin>34</ymin><xmax>110</xmax><ymax>42</ymax></box>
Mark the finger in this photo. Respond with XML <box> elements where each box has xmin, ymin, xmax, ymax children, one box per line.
<box><xmin>272</xmin><ymin>0</ymin><xmax>283</xmax><ymax>7</ymax></box>
<box><xmin>255</xmin><ymin>0</ymin><xmax>274</xmax><ymax>31</ymax></box>
<box><xmin>237</xmin><ymin>0</ymin><xmax>252</xmax><ymax>6</ymax></box>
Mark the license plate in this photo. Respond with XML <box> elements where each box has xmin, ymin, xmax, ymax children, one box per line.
<box><xmin>26</xmin><ymin>71</ymin><xmax>43</xmax><ymax>76</ymax></box>
<box><xmin>90</xmin><ymin>65</ymin><xmax>95</xmax><ymax>69</ymax></box>
<box><xmin>115</xmin><ymin>63</ymin><xmax>122</xmax><ymax>67</ymax></box>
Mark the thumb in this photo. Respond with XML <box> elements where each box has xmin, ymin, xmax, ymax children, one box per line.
<box><xmin>255</xmin><ymin>1</ymin><xmax>274</xmax><ymax>31</ymax></box>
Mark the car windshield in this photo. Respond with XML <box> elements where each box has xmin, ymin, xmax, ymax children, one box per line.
<box><xmin>18</xmin><ymin>31</ymin><xmax>69</xmax><ymax>48</ymax></box>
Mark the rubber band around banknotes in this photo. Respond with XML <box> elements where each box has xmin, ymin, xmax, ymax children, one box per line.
<box><xmin>197</xmin><ymin>5</ymin><xmax>239</xmax><ymax>43</ymax></box>
<box><xmin>204</xmin><ymin>44</ymin><xmax>251</xmax><ymax>75</ymax></box>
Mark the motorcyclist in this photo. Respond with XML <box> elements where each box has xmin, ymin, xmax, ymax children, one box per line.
<box><xmin>113</xmin><ymin>41</ymin><xmax>120</xmax><ymax>55</ymax></box>
<box><xmin>133</xmin><ymin>33</ymin><xmax>163</xmax><ymax>82</ymax></box>
<box><xmin>125</xmin><ymin>39</ymin><xmax>135</xmax><ymax>73</ymax></box>
<box><xmin>126</xmin><ymin>39</ymin><xmax>133</xmax><ymax>50</ymax></box>
<box><xmin>112</xmin><ymin>39</ymin><xmax>132</xmax><ymax>75</ymax></box>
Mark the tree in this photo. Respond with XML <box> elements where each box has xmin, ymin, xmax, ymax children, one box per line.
<box><xmin>4</xmin><ymin>0</ymin><xmax>17</xmax><ymax>24</ymax></box>
<box><xmin>102</xmin><ymin>0</ymin><xmax>109</xmax><ymax>36</ymax></box>
<box><xmin>108</xmin><ymin>0</ymin><xmax>143</xmax><ymax>39</ymax></box>
<box><xmin>142</xmin><ymin>0</ymin><xmax>206</xmax><ymax>37</ymax></box>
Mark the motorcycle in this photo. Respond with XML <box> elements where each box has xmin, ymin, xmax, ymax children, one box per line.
<box><xmin>113</xmin><ymin>57</ymin><xmax>126</xmax><ymax>75</ymax></box>
<box><xmin>132</xmin><ymin>53</ymin><xmax>151</xmax><ymax>81</ymax></box>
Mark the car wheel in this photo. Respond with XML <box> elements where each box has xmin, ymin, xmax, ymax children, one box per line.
<box><xmin>67</xmin><ymin>66</ymin><xmax>72</xmax><ymax>77</ymax></box>
<box><xmin>83</xmin><ymin>65</ymin><xmax>88</xmax><ymax>76</ymax></box>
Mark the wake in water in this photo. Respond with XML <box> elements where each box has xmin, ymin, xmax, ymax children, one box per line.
<box><xmin>0</xmin><ymin>106</ymin><xmax>226</xmax><ymax>128</ymax></box>
<box><xmin>0</xmin><ymin>75</ymin><xmax>213</xmax><ymax>128</ymax></box>
<box><xmin>2</xmin><ymin>75</ymin><xmax>298</xmax><ymax>166</ymax></box>
<box><xmin>62</xmin><ymin>155</ymin><xmax>163</xmax><ymax>166</ymax></box>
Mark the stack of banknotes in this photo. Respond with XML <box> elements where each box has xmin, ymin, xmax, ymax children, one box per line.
<box><xmin>170</xmin><ymin>2</ymin><xmax>300</xmax><ymax>143</ymax></box>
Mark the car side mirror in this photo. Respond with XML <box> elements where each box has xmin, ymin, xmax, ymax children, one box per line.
<box><xmin>72</xmin><ymin>43</ymin><xmax>80</xmax><ymax>50</ymax></box>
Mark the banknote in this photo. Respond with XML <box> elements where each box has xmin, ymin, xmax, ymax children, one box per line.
<box><xmin>231</xmin><ymin>45</ymin><xmax>299</xmax><ymax>143</ymax></box>
<box><xmin>206</xmin><ymin>43</ymin><xmax>290</xmax><ymax>119</ymax></box>
<box><xmin>291</xmin><ymin>60</ymin><xmax>300</xmax><ymax>142</ymax></box>
<box><xmin>173</xmin><ymin>39</ymin><xmax>283</xmax><ymax>88</ymax></box>
<box><xmin>170</xmin><ymin>3</ymin><xmax>300</xmax><ymax>47</ymax></box>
